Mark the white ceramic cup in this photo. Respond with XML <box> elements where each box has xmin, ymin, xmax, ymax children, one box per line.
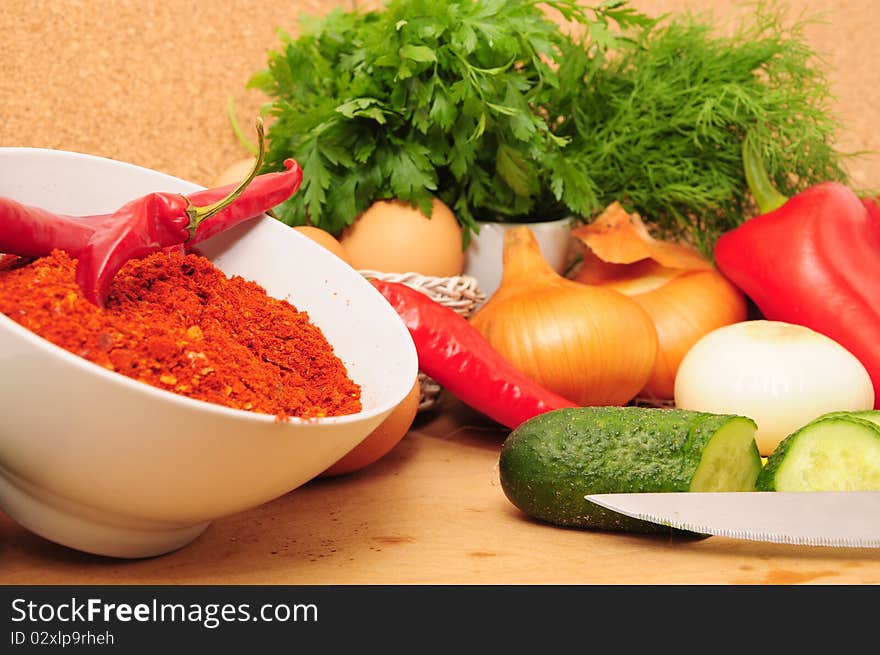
<box><xmin>463</xmin><ymin>216</ymin><xmax>575</xmax><ymax>301</ymax></box>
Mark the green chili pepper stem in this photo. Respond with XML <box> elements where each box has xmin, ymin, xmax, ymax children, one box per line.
<box><xmin>185</xmin><ymin>118</ymin><xmax>266</xmax><ymax>238</ymax></box>
<box><xmin>742</xmin><ymin>132</ymin><xmax>789</xmax><ymax>214</ymax></box>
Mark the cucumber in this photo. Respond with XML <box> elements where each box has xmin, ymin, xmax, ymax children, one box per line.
<box><xmin>819</xmin><ymin>410</ymin><xmax>880</xmax><ymax>427</ymax></box>
<box><xmin>498</xmin><ymin>406</ymin><xmax>761</xmax><ymax>533</ymax></box>
<box><xmin>800</xmin><ymin>410</ymin><xmax>880</xmax><ymax>426</ymax></box>
<box><xmin>756</xmin><ymin>413</ymin><xmax>880</xmax><ymax>491</ymax></box>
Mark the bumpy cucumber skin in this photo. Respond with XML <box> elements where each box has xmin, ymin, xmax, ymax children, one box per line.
<box><xmin>756</xmin><ymin>414</ymin><xmax>880</xmax><ymax>491</ymax></box>
<box><xmin>499</xmin><ymin>406</ymin><xmax>756</xmax><ymax>534</ymax></box>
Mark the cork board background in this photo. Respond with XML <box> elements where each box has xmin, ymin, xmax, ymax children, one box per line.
<box><xmin>1</xmin><ymin>0</ymin><xmax>879</xmax><ymax>190</ymax></box>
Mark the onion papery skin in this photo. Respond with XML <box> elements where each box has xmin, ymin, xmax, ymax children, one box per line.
<box><xmin>618</xmin><ymin>269</ymin><xmax>748</xmax><ymax>401</ymax></box>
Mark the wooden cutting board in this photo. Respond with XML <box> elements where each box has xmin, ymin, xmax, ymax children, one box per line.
<box><xmin>2</xmin><ymin>395</ymin><xmax>879</xmax><ymax>584</ymax></box>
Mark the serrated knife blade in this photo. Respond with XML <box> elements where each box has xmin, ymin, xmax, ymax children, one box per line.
<box><xmin>584</xmin><ymin>491</ymin><xmax>880</xmax><ymax>547</ymax></box>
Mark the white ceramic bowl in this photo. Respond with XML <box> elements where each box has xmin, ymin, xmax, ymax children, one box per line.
<box><xmin>0</xmin><ymin>148</ymin><xmax>418</xmax><ymax>559</ymax></box>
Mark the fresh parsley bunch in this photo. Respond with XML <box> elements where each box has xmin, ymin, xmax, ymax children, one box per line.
<box><xmin>249</xmin><ymin>0</ymin><xmax>652</xmax><ymax>243</ymax></box>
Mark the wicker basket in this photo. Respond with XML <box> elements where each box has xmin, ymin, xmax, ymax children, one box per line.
<box><xmin>360</xmin><ymin>269</ymin><xmax>486</xmax><ymax>412</ymax></box>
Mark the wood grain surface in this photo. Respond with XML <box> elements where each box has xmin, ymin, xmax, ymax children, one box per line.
<box><xmin>2</xmin><ymin>1</ymin><xmax>880</xmax><ymax>584</ymax></box>
<box><xmin>3</xmin><ymin>396</ymin><xmax>879</xmax><ymax>585</ymax></box>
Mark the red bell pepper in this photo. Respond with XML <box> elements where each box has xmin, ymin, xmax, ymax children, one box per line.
<box><xmin>371</xmin><ymin>279</ymin><xmax>577</xmax><ymax>429</ymax></box>
<box><xmin>713</xmin><ymin>135</ymin><xmax>880</xmax><ymax>407</ymax></box>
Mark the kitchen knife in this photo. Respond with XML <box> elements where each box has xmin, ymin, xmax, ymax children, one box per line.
<box><xmin>584</xmin><ymin>491</ymin><xmax>880</xmax><ymax>548</ymax></box>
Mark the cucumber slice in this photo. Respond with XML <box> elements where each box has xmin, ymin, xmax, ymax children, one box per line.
<box><xmin>756</xmin><ymin>415</ymin><xmax>880</xmax><ymax>491</ymax></box>
<box><xmin>810</xmin><ymin>410</ymin><xmax>880</xmax><ymax>427</ymax></box>
<box><xmin>498</xmin><ymin>406</ymin><xmax>761</xmax><ymax>533</ymax></box>
<box><xmin>836</xmin><ymin>410</ymin><xmax>880</xmax><ymax>428</ymax></box>
<box><xmin>689</xmin><ymin>416</ymin><xmax>764</xmax><ymax>491</ymax></box>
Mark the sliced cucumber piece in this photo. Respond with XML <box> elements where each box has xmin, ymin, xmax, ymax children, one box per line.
<box><xmin>499</xmin><ymin>406</ymin><xmax>761</xmax><ymax>533</ymax></box>
<box><xmin>756</xmin><ymin>415</ymin><xmax>880</xmax><ymax>491</ymax></box>
<box><xmin>690</xmin><ymin>417</ymin><xmax>764</xmax><ymax>492</ymax></box>
<box><xmin>838</xmin><ymin>410</ymin><xmax>880</xmax><ymax>428</ymax></box>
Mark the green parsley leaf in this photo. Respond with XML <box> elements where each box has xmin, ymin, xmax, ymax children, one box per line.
<box><xmin>399</xmin><ymin>44</ymin><xmax>437</xmax><ymax>63</ymax></box>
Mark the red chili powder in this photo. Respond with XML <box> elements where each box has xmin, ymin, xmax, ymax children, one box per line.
<box><xmin>0</xmin><ymin>249</ymin><xmax>362</xmax><ymax>420</ymax></box>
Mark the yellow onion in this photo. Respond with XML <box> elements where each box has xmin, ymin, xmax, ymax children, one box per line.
<box><xmin>469</xmin><ymin>226</ymin><xmax>657</xmax><ymax>407</ymax></box>
<box><xmin>570</xmin><ymin>203</ymin><xmax>747</xmax><ymax>401</ymax></box>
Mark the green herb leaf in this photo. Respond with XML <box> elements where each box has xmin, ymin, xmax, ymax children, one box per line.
<box><xmin>496</xmin><ymin>143</ymin><xmax>540</xmax><ymax>198</ymax></box>
<box><xmin>399</xmin><ymin>44</ymin><xmax>437</xmax><ymax>63</ymax></box>
<box><xmin>548</xmin><ymin>1</ymin><xmax>848</xmax><ymax>253</ymax></box>
<box><xmin>336</xmin><ymin>98</ymin><xmax>392</xmax><ymax>124</ymax></box>
<box><xmin>385</xmin><ymin>141</ymin><xmax>438</xmax><ymax>197</ymax></box>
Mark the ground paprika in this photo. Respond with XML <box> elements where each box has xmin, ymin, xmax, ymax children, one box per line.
<box><xmin>0</xmin><ymin>249</ymin><xmax>361</xmax><ymax>420</ymax></box>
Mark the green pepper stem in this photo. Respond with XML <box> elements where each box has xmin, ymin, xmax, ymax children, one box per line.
<box><xmin>185</xmin><ymin>118</ymin><xmax>266</xmax><ymax>237</ymax></box>
<box><xmin>742</xmin><ymin>132</ymin><xmax>788</xmax><ymax>214</ymax></box>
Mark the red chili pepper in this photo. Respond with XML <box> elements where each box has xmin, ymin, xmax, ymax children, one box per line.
<box><xmin>0</xmin><ymin>197</ymin><xmax>101</xmax><ymax>259</ymax></box>
<box><xmin>371</xmin><ymin>278</ymin><xmax>577</xmax><ymax>429</ymax></box>
<box><xmin>74</xmin><ymin>157</ymin><xmax>302</xmax><ymax>306</ymax></box>
<box><xmin>0</xmin><ymin>120</ymin><xmax>303</xmax><ymax>307</ymax></box>
<box><xmin>185</xmin><ymin>161</ymin><xmax>301</xmax><ymax>246</ymax></box>
<box><xmin>713</xmin><ymin>135</ymin><xmax>880</xmax><ymax>407</ymax></box>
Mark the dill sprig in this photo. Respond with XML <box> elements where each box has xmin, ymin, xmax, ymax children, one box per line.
<box><xmin>549</xmin><ymin>2</ymin><xmax>848</xmax><ymax>253</ymax></box>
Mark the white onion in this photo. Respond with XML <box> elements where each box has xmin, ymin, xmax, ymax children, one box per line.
<box><xmin>674</xmin><ymin>320</ymin><xmax>875</xmax><ymax>456</ymax></box>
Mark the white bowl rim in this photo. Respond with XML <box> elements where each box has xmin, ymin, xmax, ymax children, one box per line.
<box><xmin>0</xmin><ymin>146</ymin><xmax>417</xmax><ymax>428</ymax></box>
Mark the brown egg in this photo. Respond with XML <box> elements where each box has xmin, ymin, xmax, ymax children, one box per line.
<box><xmin>340</xmin><ymin>198</ymin><xmax>464</xmax><ymax>277</ymax></box>
<box><xmin>293</xmin><ymin>226</ymin><xmax>352</xmax><ymax>265</ymax></box>
<box><xmin>211</xmin><ymin>157</ymin><xmax>257</xmax><ymax>187</ymax></box>
<box><xmin>319</xmin><ymin>377</ymin><xmax>421</xmax><ymax>477</ymax></box>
